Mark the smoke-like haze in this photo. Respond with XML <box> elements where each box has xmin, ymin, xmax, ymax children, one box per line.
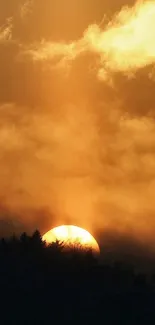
<box><xmin>0</xmin><ymin>0</ymin><xmax>155</xmax><ymax>251</ymax></box>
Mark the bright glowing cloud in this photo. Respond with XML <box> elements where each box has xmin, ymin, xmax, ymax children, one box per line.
<box><xmin>0</xmin><ymin>18</ymin><xmax>13</xmax><ymax>42</ymax></box>
<box><xmin>21</xmin><ymin>1</ymin><xmax>155</xmax><ymax>79</ymax></box>
<box><xmin>85</xmin><ymin>1</ymin><xmax>155</xmax><ymax>76</ymax></box>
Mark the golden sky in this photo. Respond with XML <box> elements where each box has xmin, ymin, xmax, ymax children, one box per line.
<box><xmin>0</xmin><ymin>0</ymin><xmax>155</xmax><ymax>250</ymax></box>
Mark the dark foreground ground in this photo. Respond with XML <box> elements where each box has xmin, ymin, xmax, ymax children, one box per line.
<box><xmin>1</xmin><ymin>231</ymin><xmax>155</xmax><ymax>325</ymax></box>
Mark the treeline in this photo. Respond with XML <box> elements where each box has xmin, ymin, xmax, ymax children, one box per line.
<box><xmin>0</xmin><ymin>230</ymin><xmax>155</xmax><ymax>324</ymax></box>
<box><xmin>0</xmin><ymin>230</ymin><xmax>97</xmax><ymax>268</ymax></box>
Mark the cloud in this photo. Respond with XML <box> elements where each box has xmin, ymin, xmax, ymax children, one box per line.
<box><xmin>20</xmin><ymin>1</ymin><xmax>155</xmax><ymax>81</ymax></box>
<box><xmin>85</xmin><ymin>1</ymin><xmax>155</xmax><ymax>77</ymax></box>
<box><xmin>20</xmin><ymin>0</ymin><xmax>33</xmax><ymax>20</ymax></box>
<box><xmin>0</xmin><ymin>17</ymin><xmax>13</xmax><ymax>41</ymax></box>
<box><xmin>1</xmin><ymin>0</ymin><xmax>155</xmax><ymax>252</ymax></box>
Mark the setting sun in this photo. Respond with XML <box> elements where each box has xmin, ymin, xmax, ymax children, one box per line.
<box><xmin>42</xmin><ymin>225</ymin><xmax>100</xmax><ymax>254</ymax></box>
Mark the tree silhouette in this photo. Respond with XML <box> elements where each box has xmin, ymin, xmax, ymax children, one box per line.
<box><xmin>0</xmin><ymin>230</ymin><xmax>154</xmax><ymax>325</ymax></box>
<box><xmin>20</xmin><ymin>231</ymin><xmax>29</xmax><ymax>245</ymax></box>
<box><xmin>48</xmin><ymin>239</ymin><xmax>64</xmax><ymax>252</ymax></box>
<box><xmin>31</xmin><ymin>229</ymin><xmax>45</xmax><ymax>249</ymax></box>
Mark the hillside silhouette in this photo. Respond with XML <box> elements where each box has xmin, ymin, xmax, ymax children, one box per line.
<box><xmin>0</xmin><ymin>230</ymin><xmax>155</xmax><ymax>324</ymax></box>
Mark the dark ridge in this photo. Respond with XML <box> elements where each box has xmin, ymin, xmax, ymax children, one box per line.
<box><xmin>0</xmin><ymin>230</ymin><xmax>155</xmax><ymax>324</ymax></box>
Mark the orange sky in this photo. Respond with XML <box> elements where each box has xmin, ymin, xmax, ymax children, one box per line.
<box><xmin>0</xmin><ymin>0</ymin><xmax>155</xmax><ymax>250</ymax></box>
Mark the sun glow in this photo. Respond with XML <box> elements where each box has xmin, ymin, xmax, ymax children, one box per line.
<box><xmin>42</xmin><ymin>225</ymin><xmax>100</xmax><ymax>254</ymax></box>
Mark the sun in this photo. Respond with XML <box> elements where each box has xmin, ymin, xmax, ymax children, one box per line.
<box><xmin>42</xmin><ymin>225</ymin><xmax>100</xmax><ymax>254</ymax></box>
